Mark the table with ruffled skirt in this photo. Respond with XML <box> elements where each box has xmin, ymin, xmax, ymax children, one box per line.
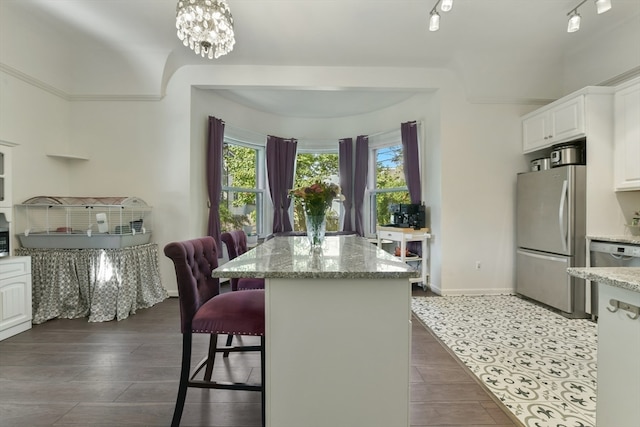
<box><xmin>15</xmin><ymin>243</ymin><xmax>168</xmax><ymax>323</ymax></box>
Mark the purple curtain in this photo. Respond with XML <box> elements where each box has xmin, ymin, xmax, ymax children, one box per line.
<box><xmin>401</xmin><ymin>121</ymin><xmax>422</xmax><ymax>255</ymax></box>
<box><xmin>266</xmin><ymin>135</ymin><xmax>298</xmax><ymax>233</ymax></box>
<box><xmin>353</xmin><ymin>135</ymin><xmax>369</xmax><ymax>236</ymax></box>
<box><xmin>206</xmin><ymin>116</ymin><xmax>225</xmax><ymax>254</ymax></box>
<box><xmin>401</xmin><ymin>121</ymin><xmax>421</xmax><ymax>204</ymax></box>
<box><xmin>339</xmin><ymin>138</ymin><xmax>354</xmax><ymax>232</ymax></box>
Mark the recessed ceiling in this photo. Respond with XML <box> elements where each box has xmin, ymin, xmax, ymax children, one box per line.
<box><xmin>212</xmin><ymin>88</ymin><xmax>423</xmax><ymax>118</ymax></box>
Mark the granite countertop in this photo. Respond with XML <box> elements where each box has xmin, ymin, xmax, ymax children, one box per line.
<box><xmin>588</xmin><ymin>235</ymin><xmax>640</xmax><ymax>245</ymax></box>
<box><xmin>212</xmin><ymin>235</ymin><xmax>419</xmax><ymax>280</ymax></box>
<box><xmin>567</xmin><ymin>267</ymin><xmax>640</xmax><ymax>293</ymax></box>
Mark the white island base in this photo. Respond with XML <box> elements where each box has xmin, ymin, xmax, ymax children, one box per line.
<box><xmin>212</xmin><ymin>236</ymin><xmax>416</xmax><ymax>427</ymax></box>
<box><xmin>265</xmin><ymin>277</ymin><xmax>410</xmax><ymax>427</ymax></box>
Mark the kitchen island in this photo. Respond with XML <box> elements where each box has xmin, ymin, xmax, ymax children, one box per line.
<box><xmin>212</xmin><ymin>235</ymin><xmax>418</xmax><ymax>427</ymax></box>
<box><xmin>567</xmin><ymin>267</ymin><xmax>640</xmax><ymax>427</ymax></box>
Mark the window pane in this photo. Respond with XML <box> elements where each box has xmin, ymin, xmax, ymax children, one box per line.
<box><xmin>376</xmin><ymin>145</ymin><xmax>405</xmax><ymax>189</ymax></box>
<box><xmin>292</xmin><ymin>153</ymin><xmax>340</xmax><ymax>232</ymax></box>
<box><xmin>223</xmin><ymin>143</ymin><xmax>257</xmax><ymax>187</ymax></box>
<box><xmin>221</xmin><ymin>141</ymin><xmax>263</xmax><ymax>236</ymax></box>
<box><xmin>371</xmin><ymin>191</ymin><xmax>410</xmax><ymax>229</ymax></box>
<box><xmin>220</xmin><ymin>190</ymin><xmax>262</xmax><ymax>235</ymax></box>
<box><xmin>293</xmin><ymin>153</ymin><xmax>339</xmax><ymax>189</ymax></box>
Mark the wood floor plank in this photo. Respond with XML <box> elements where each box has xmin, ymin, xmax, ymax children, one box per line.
<box><xmin>0</xmin><ymin>287</ymin><xmax>519</xmax><ymax>426</ymax></box>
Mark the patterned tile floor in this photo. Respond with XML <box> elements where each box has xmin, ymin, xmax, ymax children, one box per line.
<box><xmin>412</xmin><ymin>295</ymin><xmax>597</xmax><ymax>427</ymax></box>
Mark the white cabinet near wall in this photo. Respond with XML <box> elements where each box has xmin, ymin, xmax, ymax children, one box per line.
<box><xmin>521</xmin><ymin>87</ymin><xmax>618</xmax><ymax>154</ymax></box>
<box><xmin>0</xmin><ymin>256</ymin><xmax>32</xmax><ymax>341</ymax></box>
<box><xmin>522</xmin><ymin>95</ymin><xmax>585</xmax><ymax>153</ymax></box>
<box><xmin>0</xmin><ymin>142</ymin><xmax>13</xmax><ymax>210</ymax></box>
<box><xmin>614</xmin><ymin>77</ymin><xmax>640</xmax><ymax>191</ymax></box>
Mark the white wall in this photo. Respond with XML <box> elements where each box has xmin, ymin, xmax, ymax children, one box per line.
<box><xmin>1</xmin><ymin>62</ymin><xmax>528</xmax><ymax>296</ymax></box>
<box><xmin>0</xmin><ymin>72</ymin><xmax>72</xmax><ymax>220</ymax></box>
<box><xmin>1</xmin><ymin>3</ymin><xmax>638</xmax><ymax>298</ymax></box>
<box><xmin>563</xmin><ymin>13</ymin><xmax>640</xmax><ymax>92</ymax></box>
<box><xmin>170</xmin><ymin>66</ymin><xmax>529</xmax><ymax>296</ymax></box>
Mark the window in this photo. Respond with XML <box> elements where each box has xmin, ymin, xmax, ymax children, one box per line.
<box><xmin>292</xmin><ymin>152</ymin><xmax>340</xmax><ymax>231</ymax></box>
<box><xmin>368</xmin><ymin>144</ymin><xmax>409</xmax><ymax>234</ymax></box>
<box><xmin>221</xmin><ymin>141</ymin><xmax>265</xmax><ymax>236</ymax></box>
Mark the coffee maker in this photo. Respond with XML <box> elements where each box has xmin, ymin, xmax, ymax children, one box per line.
<box><xmin>390</xmin><ymin>203</ymin><xmax>425</xmax><ymax>229</ymax></box>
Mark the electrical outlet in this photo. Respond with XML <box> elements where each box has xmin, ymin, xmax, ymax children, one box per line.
<box><xmin>475</xmin><ymin>261</ymin><xmax>481</xmax><ymax>270</ymax></box>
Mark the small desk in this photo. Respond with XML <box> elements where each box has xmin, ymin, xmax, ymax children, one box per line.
<box><xmin>212</xmin><ymin>235</ymin><xmax>417</xmax><ymax>427</ymax></box>
<box><xmin>377</xmin><ymin>226</ymin><xmax>431</xmax><ymax>291</ymax></box>
<box><xmin>16</xmin><ymin>243</ymin><xmax>167</xmax><ymax>323</ymax></box>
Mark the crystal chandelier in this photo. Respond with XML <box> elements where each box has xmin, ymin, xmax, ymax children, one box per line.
<box><xmin>176</xmin><ymin>0</ymin><xmax>235</xmax><ymax>59</ymax></box>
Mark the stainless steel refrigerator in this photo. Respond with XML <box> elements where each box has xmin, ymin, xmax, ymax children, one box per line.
<box><xmin>516</xmin><ymin>165</ymin><xmax>587</xmax><ymax>318</ymax></box>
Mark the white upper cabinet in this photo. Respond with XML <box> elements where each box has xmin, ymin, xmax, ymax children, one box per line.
<box><xmin>614</xmin><ymin>78</ymin><xmax>640</xmax><ymax>191</ymax></box>
<box><xmin>0</xmin><ymin>143</ymin><xmax>12</xmax><ymax>210</ymax></box>
<box><xmin>522</xmin><ymin>95</ymin><xmax>585</xmax><ymax>153</ymax></box>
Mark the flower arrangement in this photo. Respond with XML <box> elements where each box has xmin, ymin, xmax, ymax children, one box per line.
<box><xmin>289</xmin><ymin>181</ymin><xmax>342</xmax><ymax>217</ymax></box>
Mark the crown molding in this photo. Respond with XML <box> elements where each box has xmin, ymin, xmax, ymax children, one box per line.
<box><xmin>0</xmin><ymin>139</ymin><xmax>20</xmax><ymax>147</ymax></box>
<box><xmin>0</xmin><ymin>62</ymin><xmax>69</xmax><ymax>101</ymax></box>
<box><xmin>598</xmin><ymin>66</ymin><xmax>640</xmax><ymax>87</ymax></box>
<box><xmin>68</xmin><ymin>94</ymin><xmax>163</xmax><ymax>102</ymax></box>
<box><xmin>466</xmin><ymin>97</ymin><xmax>557</xmax><ymax>105</ymax></box>
<box><xmin>0</xmin><ymin>62</ymin><xmax>163</xmax><ymax>102</ymax></box>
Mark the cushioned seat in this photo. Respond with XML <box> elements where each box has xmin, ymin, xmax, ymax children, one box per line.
<box><xmin>191</xmin><ymin>291</ymin><xmax>264</xmax><ymax>334</ymax></box>
<box><xmin>164</xmin><ymin>236</ymin><xmax>265</xmax><ymax>427</ymax></box>
<box><xmin>221</xmin><ymin>230</ymin><xmax>265</xmax><ymax>291</ymax></box>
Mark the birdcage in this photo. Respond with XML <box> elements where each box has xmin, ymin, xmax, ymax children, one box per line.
<box><xmin>15</xmin><ymin>196</ymin><xmax>152</xmax><ymax>249</ymax></box>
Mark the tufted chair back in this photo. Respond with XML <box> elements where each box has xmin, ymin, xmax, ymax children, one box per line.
<box><xmin>164</xmin><ymin>236</ymin><xmax>220</xmax><ymax>333</ymax></box>
<box><xmin>221</xmin><ymin>230</ymin><xmax>248</xmax><ymax>260</ymax></box>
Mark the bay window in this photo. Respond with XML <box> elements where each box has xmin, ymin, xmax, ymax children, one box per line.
<box><xmin>221</xmin><ymin>140</ymin><xmax>265</xmax><ymax>236</ymax></box>
<box><xmin>292</xmin><ymin>151</ymin><xmax>341</xmax><ymax>231</ymax></box>
<box><xmin>368</xmin><ymin>143</ymin><xmax>409</xmax><ymax>235</ymax></box>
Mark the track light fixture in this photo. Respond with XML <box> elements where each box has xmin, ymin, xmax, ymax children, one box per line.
<box><xmin>567</xmin><ymin>10</ymin><xmax>581</xmax><ymax>32</ymax></box>
<box><xmin>595</xmin><ymin>0</ymin><xmax>612</xmax><ymax>14</ymax></box>
<box><xmin>566</xmin><ymin>0</ymin><xmax>612</xmax><ymax>33</ymax></box>
<box><xmin>428</xmin><ymin>0</ymin><xmax>453</xmax><ymax>32</ymax></box>
<box><xmin>429</xmin><ymin>10</ymin><xmax>440</xmax><ymax>31</ymax></box>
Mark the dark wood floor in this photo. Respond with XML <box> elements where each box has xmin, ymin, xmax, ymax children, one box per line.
<box><xmin>0</xmin><ymin>285</ymin><xmax>520</xmax><ymax>427</ymax></box>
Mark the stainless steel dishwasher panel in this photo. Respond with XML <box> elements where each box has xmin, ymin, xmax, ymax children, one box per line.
<box><xmin>589</xmin><ymin>241</ymin><xmax>640</xmax><ymax>317</ymax></box>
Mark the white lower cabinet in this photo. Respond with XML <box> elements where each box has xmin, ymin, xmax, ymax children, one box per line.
<box><xmin>596</xmin><ymin>283</ymin><xmax>640</xmax><ymax>426</ymax></box>
<box><xmin>0</xmin><ymin>256</ymin><xmax>32</xmax><ymax>341</ymax></box>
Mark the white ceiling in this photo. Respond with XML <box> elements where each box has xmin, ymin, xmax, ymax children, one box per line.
<box><xmin>4</xmin><ymin>0</ymin><xmax>640</xmax><ymax>117</ymax></box>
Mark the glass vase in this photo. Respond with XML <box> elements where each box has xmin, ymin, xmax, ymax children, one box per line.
<box><xmin>305</xmin><ymin>213</ymin><xmax>326</xmax><ymax>248</ymax></box>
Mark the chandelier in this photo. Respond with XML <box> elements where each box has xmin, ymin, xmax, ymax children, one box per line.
<box><xmin>176</xmin><ymin>0</ymin><xmax>235</xmax><ymax>59</ymax></box>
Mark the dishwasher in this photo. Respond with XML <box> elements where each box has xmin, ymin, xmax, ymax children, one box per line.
<box><xmin>589</xmin><ymin>240</ymin><xmax>640</xmax><ymax>317</ymax></box>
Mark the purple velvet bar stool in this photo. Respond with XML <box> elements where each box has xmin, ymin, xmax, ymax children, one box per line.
<box><xmin>221</xmin><ymin>230</ymin><xmax>265</xmax><ymax>291</ymax></box>
<box><xmin>164</xmin><ymin>236</ymin><xmax>265</xmax><ymax>427</ymax></box>
<box><xmin>220</xmin><ymin>230</ymin><xmax>265</xmax><ymax>353</ymax></box>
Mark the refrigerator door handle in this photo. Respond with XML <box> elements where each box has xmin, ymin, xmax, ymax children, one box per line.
<box><xmin>558</xmin><ymin>179</ymin><xmax>568</xmax><ymax>253</ymax></box>
<box><xmin>517</xmin><ymin>249</ymin><xmax>568</xmax><ymax>263</ymax></box>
